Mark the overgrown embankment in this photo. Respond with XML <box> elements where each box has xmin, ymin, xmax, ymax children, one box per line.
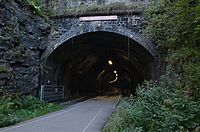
<box><xmin>104</xmin><ymin>72</ymin><xmax>200</xmax><ymax>131</ymax></box>
<box><xmin>104</xmin><ymin>0</ymin><xmax>200</xmax><ymax>131</ymax></box>
<box><xmin>0</xmin><ymin>93</ymin><xmax>62</xmax><ymax>127</ymax></box>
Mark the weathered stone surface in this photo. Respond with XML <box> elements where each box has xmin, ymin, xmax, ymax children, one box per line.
<box><xmin>38</xmin><ymin>22</ymin><xmax>51</xmax><ymax>31</ymax></box>
<box><xmin>43</xmin><ymin>0</ymin><xmax>150</xmax><ymax>15</ymax></box>
<box><xmin>0</xmin><ymin>0</ymin><xmax>159</xmax><ymax>95</ymax></box>
<box><xmin>0</xmin><ymin>72</ymin><xmax>9</xmax><ymax>79</ymax></box>
<box><xmin>43</xmin><ymin>15</ymin><xmax>155</xmax><ymax>59</ymax></box>
<box><xmin>0</xmin><ymin>0</ymin><xmax>50</xmax><ymax>94</ymax></box>
<box><xmin>0</xmin><ymin>80</ymin><xmax>6</xmax><ymax>85</ymax></box>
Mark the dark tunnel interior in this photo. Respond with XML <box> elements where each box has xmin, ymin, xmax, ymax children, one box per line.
<box><xmin>43</xmin><ymin>31</ymin><xmax>155</xmax><ymax>98</ymax></box>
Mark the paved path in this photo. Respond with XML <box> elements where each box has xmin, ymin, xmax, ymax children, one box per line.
<box><xmin>0</xmin><ymin>96</ymin><xmax>120</xmax><ymax>132</ymax></box>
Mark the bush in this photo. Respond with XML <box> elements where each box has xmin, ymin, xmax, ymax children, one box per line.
<box><xmin>144</xmin><ymin>0</ymin><xmax>200</xmax><ymax>100</ymax></box>
<box><xmin>0</xmin><ymin>95</ymin><xmax>62</xmax><ymax>128</ymax></box>
<box><xmin>167</xmin><ymin>48</ymin><xmax>200</xmax><ymax>65</ymax></box>
<box><xmin>104</xmin><ymin>74</ymin><xmax>200</xmax><ymax>132</ymax></box>
<box><xmin>104</xmin><ymin>0</ymin><xmax>200</xmax><ymax>131</ymax></box>
<box><xmin>183</xmin><ymin>63</ymin><xmax>200</xmax><ymax>100</ymax></box>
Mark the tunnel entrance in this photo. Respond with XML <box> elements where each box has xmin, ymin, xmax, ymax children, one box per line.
<box><xmin>43</xmin><ymin>31</ymin><xmax>155</xmax><ymax>98</ymax></box>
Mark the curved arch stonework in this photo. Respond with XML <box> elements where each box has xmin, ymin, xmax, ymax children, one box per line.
<box><xmin>42</xmin><ymin>21</ymin><xmax>155</xmax><ymax>59</ymax></box>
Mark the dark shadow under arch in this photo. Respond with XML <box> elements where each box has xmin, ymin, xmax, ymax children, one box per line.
<box><xmin>41</xmin><ymin>31</ymin><xmax>156</xmax><ymax>98</ymax></box>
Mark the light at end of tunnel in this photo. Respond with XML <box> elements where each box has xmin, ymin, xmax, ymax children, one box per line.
<box><xmin>108</xmin><ymin>60</ymin><xmax>113</xmax><ymax>65</ymax></box>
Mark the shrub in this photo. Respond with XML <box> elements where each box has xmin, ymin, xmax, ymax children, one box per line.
<box><xmin>167</xmin><ymin>48</ymin><xmax>200</xmax><ymax>65</ymax></box>
<box><xmin>183</xmin><ymin>63</ymin><xmax>200</xmax><ymax>100</ymax></box>
<box><xmin>104</xmin><ymin>0</ymin><xmax>200</xmax><ymax>131</ymax></box>
<box><xmin>0</xmin><ymin>95</ymin><xmax>62</xmax><ymax>128</ymax></box>
<box><xmin>104</xmin><ymin>74</ymin><xmax>200</xmax><ymax>132</ymax></box>
<box><xmin>144</xmin><ymin>0</ymin><xmax>200</xmax><ymax>100</ymax></box>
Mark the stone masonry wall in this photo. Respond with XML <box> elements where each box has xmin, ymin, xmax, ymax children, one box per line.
<box><xmin>49</xmin><ymin>15</ymin><xmax>143</xmax><ymax>46</ymax></box>
<box><xmin>0</xmin><ymin>0</ymin><xmax>51</xmax><ymax>94</ymax></box>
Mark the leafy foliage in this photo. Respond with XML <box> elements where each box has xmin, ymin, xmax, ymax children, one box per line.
<box><xmin>183</xmin><ymin>63</ymin><xmax>200</xmax><ymax>100</ymax></box>
<box><xmin>144</xmin><ymin>0</ymin><xmax>200</xmax><ymax>48</ymax></box>
<box><xmin>105</xmin><ymin>1</ymin><xmax>200</xmax><ymax>131</ymax></box>
<box><xmin>25</xmin><ymin>0</ymin><xmax>53</xmax><ymax>18</ymax></box>
<box><xmin>144</xmin><ymin>0</ymin><xmax>200</xmax><ymax>100</ymax></box>
<box><xmin>0</xmin><ymin>95</ymin><xmax>62</xmax><ymax>127</ymax></box>
<box><xmin>104</xmin><ymin>74</ymin><xmax>200</xmax><ymax>132</ymax></box>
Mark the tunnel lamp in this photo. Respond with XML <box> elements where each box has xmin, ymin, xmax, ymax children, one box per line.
<box><xmin>109</xmin><ymin>77</ymin><xmax>118</xmax><ymax>84</ymax></box>
<box><xmin>108</xmin><ymin>60</ymin><xmax>113</xmax><ymax>65</ymax></box>
<box><xmin>116</xmin><ymin>74</ymin><xmax>118</xmax><ymax>77</ymax></box>
<box><xmin>114</xmin><ymin>70</ymin><xmax>117</xmax><ymax>74</ymax></box>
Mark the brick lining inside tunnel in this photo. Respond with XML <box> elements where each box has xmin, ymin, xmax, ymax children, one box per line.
<box><xmin>41</xmin><ymin>31</ymin><xmax>155</xmax><ymax>98</ymax></box>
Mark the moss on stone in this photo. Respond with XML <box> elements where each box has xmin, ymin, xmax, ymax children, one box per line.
<box><xmin>0</xmin><ymin>66</ymin><xmax>8</xmax><ymax>73</ymax></box>
<box><xmin>25</xmin><ymin>0</ymin><xmax>53</xmax><ymax>19</ymax></box>
<box><xmin>61</xmin><ymin>2</ymin><xmax>146</xmax><ymax>16</ymax></box>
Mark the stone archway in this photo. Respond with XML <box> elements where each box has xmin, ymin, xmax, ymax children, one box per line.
<box><xmin>41</xmin><ymin>23</ymin><xmax>156</xmax><ymax>99</ymax></box>
<box><xmin>42</xmin><ymin>22</ymin><xmax>155</xmax><ymax>60</ymax></box>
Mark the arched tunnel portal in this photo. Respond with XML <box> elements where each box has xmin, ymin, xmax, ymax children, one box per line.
<box><xmin>43</xmin><ymin>31</ymin><xmax>155</xmax><ymax>98</ymax></box>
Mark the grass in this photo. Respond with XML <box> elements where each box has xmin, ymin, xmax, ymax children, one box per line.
<box><xmin>0</xmin><ymin>95</ymin><xmax>62</xmax><ymax>128</ymax></box>
<box><xmin>60</xmin><ymin>2</ymin><xmax>148</xmax><ymax>16</ymax></box>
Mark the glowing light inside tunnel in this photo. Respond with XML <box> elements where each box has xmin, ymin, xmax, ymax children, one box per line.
<box><xmin>109</xmin><ymin>73</ymin><xmax>119</xmax><ymax>84</ymax></box>
<box><xmin>45</xmin><ymin>31</ymin><xmax>154</xmax><ymax>97</ymax></box>
<box><xmin>108</xmin><ymin>60</ymin><xmax>113</xmax><ymax>65</ymax></box>
<box><xmin>109</xmin><ymin>76</ymin><xmax>118</xmax><ymax>84</ymax></box>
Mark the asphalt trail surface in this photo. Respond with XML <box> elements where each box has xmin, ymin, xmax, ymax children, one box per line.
<box><xmin>0</xmin><ymin>96</ymin><xmax>119</xmax><ymax>132</ymax></box>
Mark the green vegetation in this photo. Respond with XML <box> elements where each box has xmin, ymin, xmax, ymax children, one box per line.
<box><xmin>63</xmin><ymin>2</ymin><xmax>146</xmax><ymax>16</ymax></box>
<box><xmin>0</xmin><ymin>94</ymin><xmax>62</xmax><ymax>127</ymax></box>
<box><xmin>104</xmin><ymin>0</ymin><xmax>200</xmax><ymax>131</ymax></box>
<box><xmin>0</xmin><ymin>66</ymin><xmax>8</xmax><ymax>73</ymax></box>
<box><xmin>144</xmin><ymin>0</ymin><xmax>200</xmax><ymax>101</ymax></box>
<box><xmin>25</xmin><ymin>0</ymin><xmax>53</xmax><ymax>18</ymax></box>
<box><xmin>104</xmin><ymin>72</ymin><xmax>200</xmax><ymax>132</ymax></box>
<box><xmin>25</xmin><ymin>0</ymin><xmax>43</xmax><ymax>15</ymax></box>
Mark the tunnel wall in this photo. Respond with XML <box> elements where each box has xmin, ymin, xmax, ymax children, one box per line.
<box><xmin>43</xmin><ymin>30</ymin><xmax>157</xmax><ymax>99</ymax></box>
<box><xmin>40</xmin><ymin>4</ymin><xmax>160</xmax><ymax>99</ymax></box>
<box><xmin>44</xmin><ymin>14</ymin><xmax>155</xmax><ymax>59</ymax></box>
